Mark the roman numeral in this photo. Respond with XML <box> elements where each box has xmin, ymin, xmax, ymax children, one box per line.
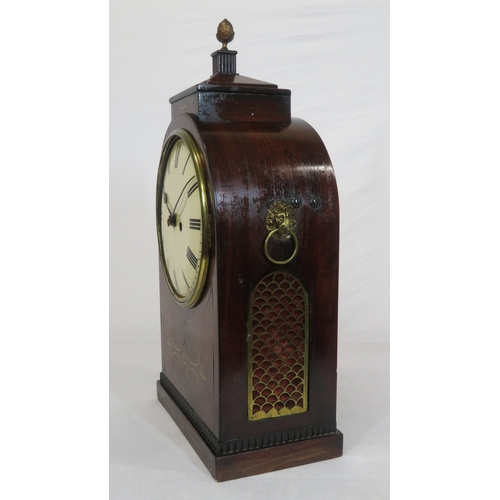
<box><xmin>174</xmin><ymin>143</ymin><xmax>181</xmax><ymax>168</ymax></box>
<box><xmin>189</xmin><ymin>218</ymin><xmax>201</xmax><ymax>230</ymax></box>
<box><xmin>187</xmin><ymin>182</ymin><xmax>199</xmax><ymax>198</ymax></box>
<box><xmin>186</xmin><ymin>246</ymin><xmax>198</xmax><ymax>269</ymax></box>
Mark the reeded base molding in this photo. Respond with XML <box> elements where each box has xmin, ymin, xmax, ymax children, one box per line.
<box><xmin>157</xmin><ymin>378</ymin><xmax>343</xmax><ymax>481</ymax></box>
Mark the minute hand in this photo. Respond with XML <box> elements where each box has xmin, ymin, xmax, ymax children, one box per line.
<box><xmin>173</xmin><ymin>175</ymin><xmax>196</xmax><ymax>214</ymax></box>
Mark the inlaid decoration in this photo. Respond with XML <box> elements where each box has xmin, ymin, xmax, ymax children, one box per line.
<box><xmin>248</xmin><ymin>272</ymin><xmax>309</xmax><ymax>420</ymax></box>
<box><xmin>167</xmin><ymin>329</ymin><xmax>206</xmax><ymax>391</ymax></box>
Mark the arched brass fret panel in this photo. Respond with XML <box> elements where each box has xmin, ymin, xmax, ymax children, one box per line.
<box><xmin>248</xmin><ymin>272</ymin><xmax>309</xmax><ymax>421</ymax></box>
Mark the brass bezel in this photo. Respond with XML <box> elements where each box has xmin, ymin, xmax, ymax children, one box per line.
<box><xmin>156</xmin><ymin>129</ymin><xmax>211</xmax><ymax>308</ymax></box>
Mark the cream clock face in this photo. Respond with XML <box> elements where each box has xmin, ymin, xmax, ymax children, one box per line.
<box><xmin>157</xmin><ymin>130</ymin><xmax>209</xmax><ymax>308</ymax></box>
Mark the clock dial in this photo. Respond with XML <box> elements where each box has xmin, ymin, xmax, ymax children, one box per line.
<box><xmin>157</xmin><ymin>130</ymin><xmax>210</xmax><ymax>308</ymax></box>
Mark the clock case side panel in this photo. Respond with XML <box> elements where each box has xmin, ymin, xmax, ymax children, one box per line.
<box><xmin>157</xmin><ymin>113</ymin><xmax>220</xmax><ymax>439</ymax></box>
<box><xmin>198</xmin><ymin>118</ymin><xmax>341</xmax><ymax>451</ymax></box>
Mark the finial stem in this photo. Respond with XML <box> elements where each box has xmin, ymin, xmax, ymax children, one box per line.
<box><xmin>212</xmin><ymin>19</ymin><xmax>237</xmax><ymax>75</ymax></box>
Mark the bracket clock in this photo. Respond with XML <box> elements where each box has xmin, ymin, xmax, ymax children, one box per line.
<box><xmin>156</xmin><ymin>20</ymin><xmax>343</xmax><ymax>481</ymax></box>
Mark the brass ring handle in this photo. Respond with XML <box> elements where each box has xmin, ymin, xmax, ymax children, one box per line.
<box><xmin>264</xmin><ymin>228</ymin><xmax>298</xmax><ymax>265</ymax></box>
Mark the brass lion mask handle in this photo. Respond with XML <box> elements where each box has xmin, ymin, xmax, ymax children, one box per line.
<box><xmin>264</xmin><ymin>201</ymin><xmax>298</xmax><ymax>265</ymax></box>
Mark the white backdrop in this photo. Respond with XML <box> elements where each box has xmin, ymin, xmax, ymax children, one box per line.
<box><xmin>110</xmin><ymin>0</ymin><xmax>389</xmax><ymax>498</ymax></box>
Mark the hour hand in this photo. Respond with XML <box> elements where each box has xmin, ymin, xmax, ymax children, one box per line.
<box><xmin>163</xmin><ymin>191</ymin><xmax>174</xmax><ymax>215</ymax></box>
<box><xmin>163</xmin><ymin>191</ymin><xmax>177</xmax><ymax>227</ymax></box>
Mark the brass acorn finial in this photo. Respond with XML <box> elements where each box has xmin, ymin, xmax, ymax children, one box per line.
<box><xmin>216</xmin><ymin>19</ymin><xmax>234</xmax><ymax>50</ymax></box>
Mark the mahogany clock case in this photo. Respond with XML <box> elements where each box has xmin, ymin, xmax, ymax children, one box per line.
<box><xmin>110</xmin><ymin>1</ymin><xmax>390</xmax><ymax>496</ymax></box>
<box><xmin>156</xmin><ymin>71</ymin><xmax>343</xmax><ymax>480</ymax></box>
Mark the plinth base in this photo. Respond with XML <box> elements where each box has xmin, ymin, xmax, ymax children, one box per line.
<box><xmin>157</xmin><ymin>380</ymin><xmax>343</xmax><ymax>481</ymax></box>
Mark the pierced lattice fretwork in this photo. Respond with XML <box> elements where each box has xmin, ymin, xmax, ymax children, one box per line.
<box><xmin>248</xmin><ymin>272</ymin><xmax>309</xmax><ymax>421</ymax></box>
